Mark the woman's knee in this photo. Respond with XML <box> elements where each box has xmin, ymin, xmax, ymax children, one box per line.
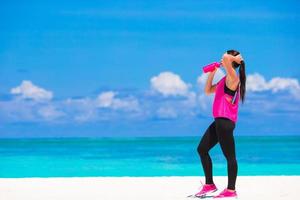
<box><xmin>226</xmin><ymin>155</ymin><xmax>237</xmax><ymax>165</ymax></box>
<box><xmin>197</xmin><ymin>144</ymin><xmax>208</xmax><ymax>156</ymax></box>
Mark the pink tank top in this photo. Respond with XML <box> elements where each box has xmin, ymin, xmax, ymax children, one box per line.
<box><xmin>212</xmin><ymin>76</ymin><xmax>240</xmax><ymax>123</ymax></box>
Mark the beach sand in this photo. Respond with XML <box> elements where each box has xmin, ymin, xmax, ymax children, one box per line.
<box><xmin>0</xmin><ymin>176</ymin><xmax>298</xmax><ymax>200</ymax></box>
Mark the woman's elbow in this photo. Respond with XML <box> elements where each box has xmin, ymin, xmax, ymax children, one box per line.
<box><xmin>223</xmin><ymin>54</ymin><xmax>230</xmax><ymax>60</ymax></box>
<box><xmin>223</xmin><ymin>54</ymin><xmax>233</xmax><ymax>63</ymax></box>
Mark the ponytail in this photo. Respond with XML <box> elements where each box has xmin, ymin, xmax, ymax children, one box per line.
<box><xmin>226</xmin><ymin>49</ymin><xmax>246</xmax><ymax>103</ymax></box>
<box><xmin>239</xmin><ymin>60</ymin><xmax>246</xmax><ymax>103</ymax></box>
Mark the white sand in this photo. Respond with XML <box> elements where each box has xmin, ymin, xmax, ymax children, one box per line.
<box><xmin>0</xmin><ymin>176</ymin><xmax>298</xmax><ymax>200</ymax></box>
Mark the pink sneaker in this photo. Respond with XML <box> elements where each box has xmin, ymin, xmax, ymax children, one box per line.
<box><xmin>213</xmin><ymin>188</ymin><xmax>238</xmax><ymax>199</ymax></box>
<box><xmin>195</xmin><ymin>180</ymin><xmax>218</xmax><ymax>197</ymax></box>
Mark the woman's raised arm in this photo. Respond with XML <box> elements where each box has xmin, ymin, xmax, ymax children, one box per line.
<box><xmin>204</xmin><ymin>68</ymin><xmax>217</xmax><ymax>95</ymax></box>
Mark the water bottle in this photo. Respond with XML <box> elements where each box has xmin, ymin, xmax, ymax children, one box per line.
<box><xmin>202</xmin><ymin>62</ymin><xmax>221</xmax><ymax>73</ymax></box>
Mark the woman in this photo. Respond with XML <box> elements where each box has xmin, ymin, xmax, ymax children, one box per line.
<box><xmin>195</xmin><ymin>50</ymin><xmax>246</xmax><ymax>199</ymax></box>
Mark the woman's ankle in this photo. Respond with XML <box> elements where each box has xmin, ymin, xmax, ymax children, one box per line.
<box><xmin>227</xmin><ymin>188</ymin><xmax>235</xmax><ymax>192</ymax></box>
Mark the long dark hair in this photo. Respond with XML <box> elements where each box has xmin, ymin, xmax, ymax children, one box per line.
<box><xmin>226</xmin><ymin>50</ymin><xmax>246</xmax><ymax>103</ymax></box>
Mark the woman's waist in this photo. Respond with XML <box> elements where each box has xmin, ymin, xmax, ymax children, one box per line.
<box><xmin>213</xmin><ymin>110</ymin><xmax>238</xmax><ymax>123</ymax></box>
<box><xmin>214</xmin><ymin>117</ymin><xmax>236</xmax><ymax>124</ymax></box>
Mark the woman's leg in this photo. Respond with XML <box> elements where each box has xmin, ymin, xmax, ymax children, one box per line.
<box><xmin>197</xmin><ymin>121</ymin><xmax>218</xmax><ymax>184</ymax></box>
<box><xmin>215</xmin><ymin>118</ymin><xmax>238</xmax><ymax>190</ymax></box>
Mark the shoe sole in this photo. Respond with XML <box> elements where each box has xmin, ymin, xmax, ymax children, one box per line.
<box><xmin>195</xmin><ymin>189</ymin><xmax>218</xmax><ymax>198</ymax></box>
<box><xmin>213</xmin><ymin>194</ymin><xmax>238</xmax><ymax>199</ymax></box>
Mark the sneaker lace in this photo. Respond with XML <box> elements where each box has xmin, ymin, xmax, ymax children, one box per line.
<box><xmin>198</xmin><ymin>180</ymin><xmax>204</xmax><ymax>190</ymax></box>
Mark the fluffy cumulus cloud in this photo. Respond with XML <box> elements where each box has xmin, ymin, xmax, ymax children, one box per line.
<box><xmin>0</xmin><ymin>81</ymin><xmax>63</xmax><ymax>122</ymax></box>
<box><xmin>2</xmin><ymin>80</ymin><xmax>142</xmax><ymax>123</ymax></box>
<box><xmin>150</xmin><ymin>71</ymin><xmax>191</xmax><ymax>97</ymax></box>
<box><xmin>0</xmin><ymin>100</ymin><xmax>65</xmax><ymax>123</ymax></box>
<box><xmin>1</xmin><ymin>73</ymin><xmax>300</xmax><ymax>124</ymax></box>
<box><xmin>10</xmin><ymin>80</ymin><xmax>53</xmax><ymax>101</ymax></box>
<box><xmin>197</xmin><ymin>71</ymin><xmax>300</xmax><ymax>98</ymax></box>
<box><xmin>97</xmin><ymin>92</ymin><xmax>115</xmax><ymax>107</ymax></box>
<box><xmin>63</xmin><ymin>98</ymin><xmax>97</xmax><ymax>122</ymax></box>
<box><xmin>62</xmin><ymin>91</ymin><xmax>140</xmax><ymax>122</ymax></box>
<box><xmin>37</xmin><ymin>105</ymin><xmax>65</xmax><ymax>120</ymax></box>
<box><xmin>150</xmin><ymin>72</ymin><xmax>199</xmax><ymax>118</ymax></box>
<box><xmin>198</xmin><ymin>71</ymin><xmax>300</xmax><ymax>97</ymax></box>
<box><xmin>247</xmin><ymin>73</ymin><xmax>300</xmax><ymax>99</ymax></box>
<box><xmin>96</xmin><ymin>91</ymin><xmax>139</xmax><ymax>111</ymax></box>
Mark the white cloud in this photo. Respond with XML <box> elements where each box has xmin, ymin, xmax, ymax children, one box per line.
<box><xmin>197</xmin><ymin>71</ymin><xmax>300</xmax><ymax>98</ymax></box>
<box><xmin>65</xmin><ymin>97</ymin><xmax>93</xmax><ymax>107</ymax></box>
<box><xmin>3</xmin><ymin>72</ymin><xmax>300</xmax><ymax>124</ymax></box>
<box><xmin>268</xmin><ymin>77</ymin><xmax>300</xmax><ymax>92</ymax></box>
<box><xmin>181</xmin><ymin>91</ymin><xmax>197</xmax><ymax>108</ymax></box>
<box><xmin>0</xmin><ymin>100</ymin><xmax>37</xmax><ymax>122</ymax></box>
<box><xmin>10</xmin><ymin>80</ymin><xmax>53</xmax><ymax>101</ymax></box>
<box><xmin>38</xmin><ymin>106</ymin><xmax>65</xmax><ymax>120</ymax></box>
<box><xmin>150</xmin><ymin>72</ymin><xmax>191</xmax><ymax>97</ymax></box>
<box><xmin>62</xmin><ymin>92</ymin><xmax>140</xmax><ymax>122</ymax></box>
<box><xmin>96</xmin><ymin>91</ymin><xmax>139</xmax><ymax>111</ymax></box>
<box><xmin>63</xmin><ymin>98</ymin><xmax>97</xmax><ymax>122</ymax></box>
<box><xmin>97</xmin><ymin>91</ymin><xmax>115</xmax><ymax>108</ymax></box>
<box><xmin>150</xmin><ymin>72</ymin><xmax>198</xmax><ymax>114</ymax></box>
<box><xmin>246</xmin><ymin>73</ymin><xmax>268</xmax><ymax>92</ymax></box>
<box><xmin>247</xmin><ymin>73</ymin><xmax>300</xmax><ymax>99</ymax></box>
<box><xmin>0</xmin><ymin>99</ymin><xmax>65</xmax><ymax>123</ymax></box>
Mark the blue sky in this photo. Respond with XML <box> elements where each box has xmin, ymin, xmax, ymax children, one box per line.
<box><xmin>0</xmin><ymin>0</ymin><xmax>299</xmax><ymax>137</ymax></box>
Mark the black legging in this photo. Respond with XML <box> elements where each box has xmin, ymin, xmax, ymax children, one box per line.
<box><xmin>197</xmin><ymin>117</ymin><xmax>238</xmax><ymax>190</ymax></box>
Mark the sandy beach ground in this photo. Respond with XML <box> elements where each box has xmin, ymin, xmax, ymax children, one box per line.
<box><xmin>0</xmin><ymin>176</ymin><xmax>298</xmax><ymax>200</ymax></box>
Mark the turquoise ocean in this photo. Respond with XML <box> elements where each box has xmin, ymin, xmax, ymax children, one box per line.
<box><xmin>0</xmin><ymin>136</ymin><xmax>299</xmax><ymax>178</ymax></box>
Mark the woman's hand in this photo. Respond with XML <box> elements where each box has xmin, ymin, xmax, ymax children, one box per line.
<box><xmin>234</xmin><ymin>54</ymin><xmax>244</xmax><ymax>64</ymax></box>
<box><xmin>211</xmin><ymin>66</ymin><xmax>218</xmax><ymax>74</ymax></box>
<box><xmin>222</xmin><ymin>53</ymin><xmax>243</xmax><ymax>64</ymax></box>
